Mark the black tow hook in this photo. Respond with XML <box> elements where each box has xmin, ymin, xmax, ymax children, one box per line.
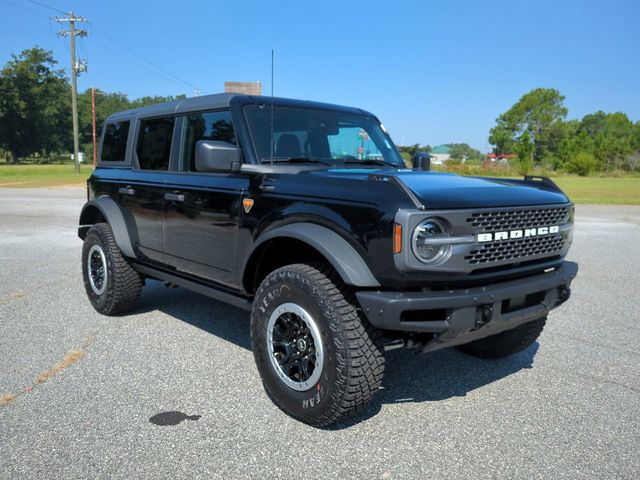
<box><xmin>475</xmin><ymin>305</ymin><xmax>494</xmax><ymax>329</ymax></box>
<box><xmin>557</xmin><ymin>286</ymin><xmax>571</xmax><ymax>304</ymax></box>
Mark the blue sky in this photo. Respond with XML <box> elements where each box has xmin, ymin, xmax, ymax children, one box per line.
<box><xmin>1</xmin><ymin>0</ymin><xmax>638</xmax><ymax>151</ymax></box>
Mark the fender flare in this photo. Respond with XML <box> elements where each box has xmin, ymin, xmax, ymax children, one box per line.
<box><xmin>78</xmin><ymin>197</ymin><xmax>137</xmax><ymax>259</ymax></box>
<box><xmin>247</xmin><ymin>222</ymin><xmax>380</xmax><ymax>287</ymax></box>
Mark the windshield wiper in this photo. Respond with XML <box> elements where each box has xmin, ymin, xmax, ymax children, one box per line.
<box><xmin>343</xmin><ymin>158</ymin><xmax>397</xmax><ymax>167</ymax></box>
<box><xmin>260</xmin><ymin>157</ymin><xmax>334</xmax><ymax>166</ymax></box>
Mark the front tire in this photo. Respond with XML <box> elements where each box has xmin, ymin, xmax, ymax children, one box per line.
<box><xmin>457</xmin><ymin>317</ymin><xmax>547</xmax><ymax>359</ymax></box>
<box><xmin>82</xmin><ymin>222</ymin><xmax>143</xmax><ymax>315</ymax></box>
<box><xmin>251</xmin><ymin>263</ymin><xmax>385</xmax><ymax>427</ymax></box>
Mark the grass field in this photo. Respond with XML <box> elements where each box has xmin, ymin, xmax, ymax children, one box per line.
<box><xmin>0</xmin><ymin>164</ymin><xmax>92</xmax><ymax>188</ymax></box>
<box><xmin>553</xmin><ymin>176</ymin><xmax>640</xmax><ymax>205</ymax></box>
<box><xmin>0</xmin><ymin>164</ymin><xmax>638</xmax><ymax>204</ymax></box>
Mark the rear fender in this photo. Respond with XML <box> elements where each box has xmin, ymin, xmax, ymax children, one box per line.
<box><xmin>78</xmin><ymin>196</ymin><xmax>137</xmax><ymax>259</ymax></box>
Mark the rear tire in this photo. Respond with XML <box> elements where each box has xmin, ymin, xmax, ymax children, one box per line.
<box><xmin>82</xmin><ymin>222</ymin><xmax>142</xmax><ymax>315</ymax></box>
<box><xmin>457</xmin><ymin>317</ymin><xmax>547</xmax><ymax>359</ymax></box>
<box><xmin>251</xmin><ymin>263</ymin><xmax>385</xmax><ymax>427</ymax></box>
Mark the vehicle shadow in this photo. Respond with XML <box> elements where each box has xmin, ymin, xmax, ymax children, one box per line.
<box><xmin>330</xmin><ymin>343</ymin><xmax>538</xmax><ymax>429</ymax></box>
<box><xmin>135</xmin><ymin>280</ymin><xmax>253</xmax><ymax>350</ymax></box>
<box><xmin>135</xmin><ymin>282</ymin><xmax>539</xmax><ymax>429</ymax></box>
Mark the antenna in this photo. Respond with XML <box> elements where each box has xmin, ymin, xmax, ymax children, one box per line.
<box><xmin>270</xmin><ymin>48</ymin><xmax>274</xmax><ymax>165</ymax></box>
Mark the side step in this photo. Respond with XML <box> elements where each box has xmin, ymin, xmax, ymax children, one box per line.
<box><xmin>133</xmin><ymin>263</ymin><xmax>253</xmax><ymax>311</ymax></box>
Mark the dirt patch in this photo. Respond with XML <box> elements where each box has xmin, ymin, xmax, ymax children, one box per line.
<box><xmin>35</xmin><ymin>349</ymin><xmax>86</xmax><ymax>384</ymax></box>
<box><xmin>0</xmin><ymin>291</ymin><xmax>26</xmax><ymax>305</ymax></box>
<box><xmin>0</xmin><ymin>393</ymin><xmax>17</xmax><ymax>406</ymax></box>
<box><xmin>0</xmin><ymin>336</ymin><xmax>95</xmax><ymax>408</ymax></box>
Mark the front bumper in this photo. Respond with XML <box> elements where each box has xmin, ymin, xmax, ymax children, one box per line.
<box><xmin>356</xmin><ymin>261</ymin><xmax>578</xmax><ymax>352</ymax></box>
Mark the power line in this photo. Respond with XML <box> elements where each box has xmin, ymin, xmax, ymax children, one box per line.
<box><xmin>2</xmin><ymin>0</ymin><xmax>199</xmax><ymax>94</ymax></box>
<box><xmin>90</xmin><ymin>24</ymin><xmax>199</xmax><ymax>92</ymax></box>
<box><xmin>0</xmin><ymin>0</ymin><xmax>50</xmax><ymax>18</ymax></box>
<box><xmin>89</xmin><ymin>37</ymin><xmax>193</xmax><ymax>90</ymax></box>
<box><xmin>27</xmin><ymin>0</ymin><xmax>65</xmax><ymax>15</ymax></box>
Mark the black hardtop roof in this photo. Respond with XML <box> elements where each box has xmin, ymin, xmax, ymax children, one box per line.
<box><xmin>104</xmin><ymin>93</ymin><xmax>375</xmax><ymax>122</ymax></box>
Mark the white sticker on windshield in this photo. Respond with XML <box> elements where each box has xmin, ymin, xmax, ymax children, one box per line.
<box><xmin>384</xmin><ymin>139</ymin><xmax>391</xmax><ymax>149</ymax></box>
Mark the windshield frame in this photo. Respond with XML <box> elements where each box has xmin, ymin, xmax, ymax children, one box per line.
<box><xmin>241</xmin><ymin>102</ymin><xmax>406</xmax><ymax>168</ymax></box>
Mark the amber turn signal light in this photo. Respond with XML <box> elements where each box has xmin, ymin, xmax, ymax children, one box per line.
<box><xmin>393</xmin><ymin>223</ymin><xmax>402</xmax><ymax>254</ymax></box>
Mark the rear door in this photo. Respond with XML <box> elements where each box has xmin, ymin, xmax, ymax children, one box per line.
<box><xmin>118</xmin><ymin>115</ymin><xmax>175</xmax><ymax>264</ymax></box>
<box><xmin>162</xmin><ymin>110</ymin><xmax>248</xmax><ymax>288</ymax></box>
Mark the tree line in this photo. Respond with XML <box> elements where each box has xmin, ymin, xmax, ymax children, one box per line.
<box><xmin>397</xmin><ymin>143</ymin><xmax>483</xmax><ymax>163</ymax></box>
<box><xmin>0</xmin><ymin>47</ymin><xmax>184</xmax><ymax>162</ymax></box>
<box><xmin>2</xmin><ymin>47</ymin><xmax>639</xmax><ymax>175</ymax></box>
<box><xmin>489</xmin><ymin>88</ymin><xmax>640</xmax><ymax>175</ymax></box>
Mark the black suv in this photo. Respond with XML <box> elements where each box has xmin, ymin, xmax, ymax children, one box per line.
<box><xmin>79</xmin><ymin>93</ymin><xmax>578</xmax><ymax>426</ymax></box>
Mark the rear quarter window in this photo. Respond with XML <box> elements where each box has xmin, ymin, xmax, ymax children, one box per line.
<box><xmin>101</xmin><ymin>121</ymin><xmax>130</xmax><ymax>162</ymax></box>
<box><xmin>136</xmin><ymin>117</ymin><xmax>175</xmax><ymax>171</ymax></box>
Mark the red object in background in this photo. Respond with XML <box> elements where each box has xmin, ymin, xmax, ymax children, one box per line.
<box><xmin>487</xmin><ymin>153</ymin><xmax>515</xmax><ymax>159</ymax></box>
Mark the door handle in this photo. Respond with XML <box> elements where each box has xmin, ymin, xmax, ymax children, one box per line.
<box><xmin>164</xmin><ymin>192</ymin><xmax>185</xmax><ymax>202</ymax></box>
<box><xmin>259</xmin><ymin>181</ymin><xmax>275</xmax><ymax>191</ymax></box>
<box><xmin>118</xmin><ymin>187</ymin><xmax>135</xmax><ymax>196</ymax></box>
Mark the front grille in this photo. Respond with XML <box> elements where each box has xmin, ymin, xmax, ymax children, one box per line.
<box><xmin>465</xmin><ymin>234</ymin><xmax>565</xmax><ymax>265</ymax></box>
<box><xmin>467</xmin><ymin>207</ymin><xmax>569</xmax><ymax>232</ymax></box>
<box><xmin>463</xmin><ymin>206</ymin><xmax>570</xmax><ymax>266</ymax></box>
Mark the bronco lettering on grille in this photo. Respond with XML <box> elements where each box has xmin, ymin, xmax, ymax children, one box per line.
<box><xmin>477</xmin><ymin>225</ymin><xmax>560</xmax><ymax>243</ymax></box>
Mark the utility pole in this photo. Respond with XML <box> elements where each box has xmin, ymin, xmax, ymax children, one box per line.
<box><xmin>54</xmin><ymin>12</ymin><xmax>88</xmax><ymax>174</ymax></box>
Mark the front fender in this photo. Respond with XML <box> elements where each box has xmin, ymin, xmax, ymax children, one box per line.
<box><xmin>246</xmin><ymin>222</ymin><xmax>380</xmax><ymax>287</ymax></box>
<box><xmin>78</xmin><ymin>197</ymin><xmax>137</xmax><ymax>259</ymax></box>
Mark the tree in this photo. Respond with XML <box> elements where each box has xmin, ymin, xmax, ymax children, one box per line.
<box><xmin>0</xmin><ymin>47</ymin><xmax>70</xmax><ymax>161</ymax></box>
<box><xmin>514</xmin><ymin>131</ymin><xmax>534</xmax><ymax>175</ymax></box>
<box><xmin>566</xmin><ymin>152</ymin><xmax>597</xmax><ymax>176</ymax></box>
<box><xmin>579</xmin><ymin>111</ymin><xmax>636</xmax><ymax>170</ymax></box>
<box><xmin>489</xmin><ymin>88</ymin><xmax>568</xmax><ymax>162</ymax></box>
<box><xmin>129</xmin><ymin>94</ymin><xmax>186</xmax><ymax>109</ymax></box>
<box><xmin>396</xmin><ymin>143</ymin><xmax>431</xmax><ymax>157</ymax></box>
<box><xmin>446</xmin><ymin>143</ymin><xmax>482</xmax><ymax>162</ymax></box>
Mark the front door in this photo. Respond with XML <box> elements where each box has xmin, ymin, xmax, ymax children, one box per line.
<box><xmin>161</xmin><ymin>109</ymin><xmax>247</xmax><ymax>288</ymax></box>
<box><xmin>162</xmin><ymin>174</ymin><xmax>247</xmax><ymax>288</ymax></box>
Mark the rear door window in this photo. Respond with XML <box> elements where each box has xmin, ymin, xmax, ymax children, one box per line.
<box><xmin>101</xmin><ymin>121</ymin><xmax>130</xmax><ymax>162</ymax></box>
<box><xmin>136</xmin><ymin>117</ymin><xmax>175</xmax><ymax>170</ymax></box>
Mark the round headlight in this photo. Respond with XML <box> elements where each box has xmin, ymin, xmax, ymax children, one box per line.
<box><xmin>412</xmin><ymin>218</ymin><xmax>451</xmax><ymax>264</ymax></box>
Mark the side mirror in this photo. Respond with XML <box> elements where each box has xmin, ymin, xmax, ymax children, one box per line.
<box><xmin>412</xmin><ymin>151</ymin><xmax>431</xmax><ymax>171</ymax></box>
<box><xmin>195</xmin><ymin>140</ymin><xmax>242</xmax><ymax>172</ymax></box>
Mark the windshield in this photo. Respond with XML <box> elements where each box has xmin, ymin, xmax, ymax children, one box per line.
<box><xmin>244</xmin><ymin>104</ymin><xmax>405</xmax><ymax>167</ymax></box>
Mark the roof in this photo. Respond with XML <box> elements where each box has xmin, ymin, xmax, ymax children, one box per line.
<box><xmin>105</xmin><ymin>93</ymin><xmax>377</xmax><ymax>122</ymax></box>
<box><xmin>431</xmin><ymin>145</ymin><xmax>451</xmax><ymax>154</ymax></box>
<box><xmin>106</xmin><ymin>92</ymin><xmax>239</xmax><ymax>121</ymax></box>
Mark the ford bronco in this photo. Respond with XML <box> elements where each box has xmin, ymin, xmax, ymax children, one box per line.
<box><xmin>78</xmin><ymin>93</ymin><xmax>578</xmax><ymax>426</ymax></box>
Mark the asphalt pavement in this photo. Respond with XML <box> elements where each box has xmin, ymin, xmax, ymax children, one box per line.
<box><xmin>0</xmin><ymin>187</ymin><xmax>638</xmax><ymax>479</ymax></box>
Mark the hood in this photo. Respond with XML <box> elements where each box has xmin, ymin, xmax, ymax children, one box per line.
<box><xmin>311</xmin><ymin>169</ymin><xmax>569</xmax><ymax>209</ymax></box>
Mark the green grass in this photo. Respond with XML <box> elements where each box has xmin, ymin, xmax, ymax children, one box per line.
<box><xmin>0</xmin><ymin>164</ymin><xmax>92</xmax><ymax>187</ymax></box>
<box><xmin>0</xmin><ymin>164</ymin><xmax>638</xmax><ymax>204</ymax></box>
<box><xmin>552</xmin><ymin>176</ymin><xmax>640</xmax><ymax>205</ymax></box>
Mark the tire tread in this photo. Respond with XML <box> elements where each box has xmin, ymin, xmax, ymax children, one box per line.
<box><xmin>252</xmin><ymin>262</ymin><xmax>385</xmax><ymax>427</ymax></box>
<box><xmin>83</xmin><ymin>223</ymin><xmax>142</xmax><ymax>315</ymax></box>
